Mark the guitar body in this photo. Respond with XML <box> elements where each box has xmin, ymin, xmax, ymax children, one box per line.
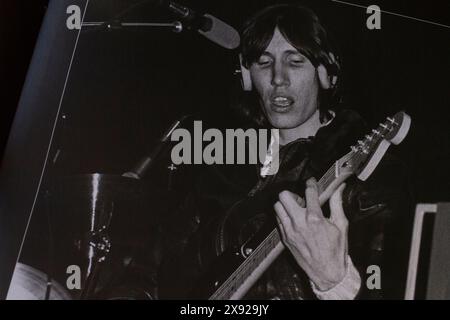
<box><xmin>192</xmin><ymin>193</ymin><xmax>312</xmax><ymax>300</ymax></box>
<box><xmin>191</xmin><ymin>111</ymin><xmax>411</xmax><ymax>300</ymax></box>
<box><xmin>189</xmin><ymin>193</ymin><xmax>271</xmax><ymax>298</ymax></box>
<box><xmin>190</xmin><ymin>241</ymin><xmax>249</xmax><ymax>299</ymax></box>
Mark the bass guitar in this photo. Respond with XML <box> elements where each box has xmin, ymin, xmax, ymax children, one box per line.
<box><xmin>193</xmin><ymin>111</ymin><xmax>411</xmax><ymax>300</ymax></box>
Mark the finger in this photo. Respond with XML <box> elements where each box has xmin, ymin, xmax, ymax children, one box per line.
<box><xmin>329</xmin><ymin>183</ymin><xmax>348</xmax><ymax>231</ymax></box>
<box><xmin>274</xmin><ymin>201</ymin><xmax>294</xmax><ymax>234</ymax></box>
<box><xmin>275</xmin><ymin>202</ymin><xmax>308</xmax><ymax>255</ymax></box>
<box><xmin>281</xmin><ymin>190</ymin><xmax>305</xmax><ymax>207</ymax></box>
<box><xmin>305</xmin><ymin>178</ymin><xmax>322</xmax><ymax>218</ymax></box>
<box><xmin>278</xmin><ymin>191</ymin><xmax>305</xmax><ymax>224</ymax></box>
<box><xmin>289</xmin><ymin>191</ymin><xmax>305</xmax><ymax>207</ymax></box>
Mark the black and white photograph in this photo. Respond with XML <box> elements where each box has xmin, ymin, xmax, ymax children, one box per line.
<box><xmin>0</xmin><ymin>0</ymin><xmax>449</xmax><ymax>303</ymax></box>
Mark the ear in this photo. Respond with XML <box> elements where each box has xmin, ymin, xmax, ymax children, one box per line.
<box><xmin>239</xmin><ymin>54</ymin><xmax>252</xmax><ymax>91</ymax></box>
<box><xmin>317</xmin><ymin>64</ymin><xmax>337</xmax><ymax>90</ymax></box>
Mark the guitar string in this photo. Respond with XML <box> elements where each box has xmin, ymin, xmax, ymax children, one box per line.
<box><xmin>210</xmin><ymin>227</ymin><xmax>278</xmax><ymax>299</ymax></box>
<box><xmin>210</xmin><ymin>151</ymin><xmax>357</xmax><ymax>299</ymax></box>
<box><xmin>210</xmin><ymin>150</ymin><xmax>361</xmax><ymax>299</ymax></box>
<box><xmin>210</xmin><ymin>161</ymin><xmax>343</xmax><ymax>300</ymax></box>
<box><xmin>215</xmin><ymin>148</ymin><xmax>370</xmax><ymax>298</ymax></box>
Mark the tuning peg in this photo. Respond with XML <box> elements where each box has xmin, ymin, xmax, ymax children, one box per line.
<box><xmin>372</xmin><ymin>129</ymin><xmax>381</xmax><ymax>135</ymax></box>
<box><xmin>365</xmin><ymin>134</ymin><xmax>373</xmax><ymax>141</ymax></box>
<box><xmin>387</xmin><ymin>117</ymin><xmax>398</xmax><ymax>125</ymax></box>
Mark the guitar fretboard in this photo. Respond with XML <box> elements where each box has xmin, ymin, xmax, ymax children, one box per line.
<box><xmin>210</xmin><ymin>151</ymin><xmax>356</xmax><ymax>299</ymax></box>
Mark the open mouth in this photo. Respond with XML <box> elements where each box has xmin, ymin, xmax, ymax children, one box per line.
<box><xmin>270</xmin><ymin>96</ymin><xmax>294</xmax><ymax>108</ymax></box>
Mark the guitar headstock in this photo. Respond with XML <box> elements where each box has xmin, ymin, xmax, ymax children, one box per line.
<box><xmin>338</xmin><ymin>111</ymin><xmax>411</xmax><ymax>181</ymax></box>
<box><xmin>377</xmin><ymin>111</ymin><xmax>411</xmax><ymax>145</ymax></box>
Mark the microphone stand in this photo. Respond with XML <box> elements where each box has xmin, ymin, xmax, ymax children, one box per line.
<box><xmin>81</xmin><ymin>20</ymin><xmax>184</xmax><ymax>33</ymax></box>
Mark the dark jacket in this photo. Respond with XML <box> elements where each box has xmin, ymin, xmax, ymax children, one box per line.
<box><xmin>148</xmin><ymin>109</ymin><xmax>412</xmax><ymax>299</ymax></box>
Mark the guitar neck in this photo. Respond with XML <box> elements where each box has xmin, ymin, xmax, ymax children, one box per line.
<box><xmin>210</xmin><ymin>151</ymin><xmax>354</xmax><ymax>300</ymax></box>
<box><xmin>209</xmin><ymin>111</ymin><xmax>411</xmax><ymax>300</ymax></box>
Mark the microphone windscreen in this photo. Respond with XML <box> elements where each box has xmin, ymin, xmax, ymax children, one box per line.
<box><xmin>198</xmin><ymin>14</ymin><xmax>240</xmax><ymax>50</ymax></box>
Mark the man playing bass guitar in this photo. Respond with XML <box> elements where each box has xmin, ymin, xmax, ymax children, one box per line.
<box><xmin>155</xmin><ymin>4</ymin><xmax>413</xmax><ymax>300</ymax></box>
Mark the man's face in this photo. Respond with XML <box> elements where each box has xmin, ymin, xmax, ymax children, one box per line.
<box><xmin>249</xmin><ymin>27</ymin><xmax>320</xmax><ymax>130</ymax></box>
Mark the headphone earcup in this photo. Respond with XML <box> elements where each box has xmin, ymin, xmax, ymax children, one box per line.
<box><xmin>239</xmin><ymin>54</ymin><xmax>253</xmax><ymax>91</ymax></box>
<box><xmin>318</xmin><ymin>52</ymin><xmax>339</xmax><ymax>90</ymax></box>
<box><xmin>317</xmin><ymin>64</ymin><xmax>332</xmax><ymax>89</ymax></box>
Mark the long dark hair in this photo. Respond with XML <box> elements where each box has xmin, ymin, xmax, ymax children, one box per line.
<box><xmin>233</xmin><ymin>4</ymin><xmax>342</xmax><ymax>127</ymax></box>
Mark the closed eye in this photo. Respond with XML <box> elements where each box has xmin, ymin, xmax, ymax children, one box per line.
<box><xmin>289</xmin><ymin>58</ymin><xmax>305</xmax><ymax>66</ymax></box>
<box><xmin>255</xmin><ymin>55</ymin><xmax>273</xmax><ymax>67</ymax></box>
<box><xmin>287</xmin><ymin>53</ymin><xmax>306</xmax><ymax>66</ymax></box>
<box><xmin>256</xmin><ymin>61</ymin><xmax>272</xmax><ymax>68</ymax></box>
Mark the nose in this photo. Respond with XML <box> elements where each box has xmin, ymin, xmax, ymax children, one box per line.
<box><xmin>271</xmin><ymin>61</ymin><xmax>289</xmax><ymax>87</ymax></box>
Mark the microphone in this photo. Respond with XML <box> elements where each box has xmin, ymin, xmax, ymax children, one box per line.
<box><xmin>162</xmin><ymin>0</ymin><xmax>240</xmax><ymax>50</ymax></box>
<box><xmin>122</xmin><ymin>115</ymin><xmax>189</xmax><ymax>180</ymax></box>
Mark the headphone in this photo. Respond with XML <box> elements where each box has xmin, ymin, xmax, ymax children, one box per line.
<box><xmin>238</xmin><ymin>54</ymin><xmax>253</xmax><ymax>91</ymax></box>
<box><xmin>238</xmin><ymin>53</ymin><xmax>339</xmax><ymax>92</ymax></box>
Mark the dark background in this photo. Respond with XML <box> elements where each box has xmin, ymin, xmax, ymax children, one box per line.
<box><xmin>2</xmin><ymin>0</ymin><xmax>450</xmax><ymax>200</ymax></box>
<box><xmin>0</xmin><ymin>0</ymin><xmax>49</xmax><ymax>156</ymax></box>
<box><xmin>1</xmin><ymin>0</ymin><xmax>449</xmax><ymax>297</ymax></box>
